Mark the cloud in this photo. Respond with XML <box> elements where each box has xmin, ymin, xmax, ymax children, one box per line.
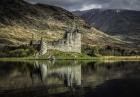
<box><xmin>80</xmin><ymin>4</ymin><xmax>102</xmax><ymax>11</ymax></box>
<box><xmin>26</xmin><ymin>0</ymin><xmax>140</xmax><ymax>11</ymax></box>
<box><xmin>103</xmin><ymin>0</ymin><xmax>140</xmax><ymax>10</ymax></box>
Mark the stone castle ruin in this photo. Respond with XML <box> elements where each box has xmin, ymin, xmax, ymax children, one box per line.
<box><xmin>48</xmin><ymin>27</ymin><xmax>81</xmax><ymax>53</ymax></box>
<box><xmin>30</xmin><ymin>37</ymin><xmax>47</xmax><ymax>55</ymax></box>
<box><xmin>30</xmin><ymin>26</ymin><xmax>81</xmax><ymax>55</ymax></box>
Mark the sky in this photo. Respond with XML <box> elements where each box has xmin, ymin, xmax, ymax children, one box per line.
<box><xmin>26</xmin><ymin>0</ymin><xmax>140</xmax><ymax>11</ymax></box>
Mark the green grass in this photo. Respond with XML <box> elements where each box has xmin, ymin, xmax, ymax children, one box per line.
<box><xmin>0</xmin><ymin>49</ymin><xmax>94</xmax><ymax>61</ymax></box>
<box><xmin>0</xmin><ymin>50</ymin><xmax>140</xmax><ymax>62</ymax></box>
<box><xmin>34</xmin><ymin>49</ymin><xmax>94</xmax><ymax>60</ymax></box>
<box><xmin>100</xmin><ymin>56</ymin><xmax>140</xmax><ymax>61</ymax></box>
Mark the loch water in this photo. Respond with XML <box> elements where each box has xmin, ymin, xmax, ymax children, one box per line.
<box><xmin>0</xmin><ymin>60</ymin><xmax>140</xmax><ymax>97</ymax></box>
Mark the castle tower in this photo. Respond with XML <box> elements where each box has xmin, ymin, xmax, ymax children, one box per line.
<box><xmin>39</xmin><ymin>37</ymin><xmax>47</xmax><ymax>55</ymax></box>
<box><xmin>73</xmin><ymin>26</ymin><xmax>81</xmax><ymax>53</ymax></box>
<box><xmin>64</xmin><ymin>25</ymin><xmax>81</xmax><ymax>53</ymax></box>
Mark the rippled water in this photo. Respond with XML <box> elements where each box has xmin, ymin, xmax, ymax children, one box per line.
<box><xmin>0</xmin><ymin>60</ymin><xmax>140</xmax><ymax>97</ymax></box>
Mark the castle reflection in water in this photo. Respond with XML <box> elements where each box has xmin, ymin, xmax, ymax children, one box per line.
<box><xmin>31</xmin><ymin>61</ymin><xmax>81</xmax><ymax>87</ymax></box>
<box><xmin>0</xmin><ymin>61</ymin><xmax>139</xmax><ymax>91</ymax></box>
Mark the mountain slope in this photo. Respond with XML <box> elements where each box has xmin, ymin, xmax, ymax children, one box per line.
<box><xmin>0</xmin><ymin>0</ymin><xmax>87</xmax><ymax>44</ymax></box>
<box><xmin>73</xmin><ymin>9</ymin><xmax>140</xmax><ymax>47</ymax></box>
<box><xmin>0</xmin><ymin>0</ymin><xmax>139</xmax><ymax>56</ymax></box>
<box><xmin>0</xmin><ymin>0</ymin><xmax>124</xmax><ymax>46</ymax></box>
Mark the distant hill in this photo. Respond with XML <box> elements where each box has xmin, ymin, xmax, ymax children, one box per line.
<box><xmin>73</xmin><ymin>10</ymin><xmax>89</xmax><ymax>16</ymax></box>
<box><xmin>73</xmin><ymin>9</ymin><xmax>140</xmax><ymax>48</ymax></box>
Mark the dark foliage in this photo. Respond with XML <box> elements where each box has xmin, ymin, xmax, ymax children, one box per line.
<box><xmin>0</xmin><ymin>45</ymin><xmax>36</xmax><ymax>57</ymax></box>
<box><xmin>82</xmin><ymin>45</ymin><xmax>140</xmax><ymax>56</ymax></box>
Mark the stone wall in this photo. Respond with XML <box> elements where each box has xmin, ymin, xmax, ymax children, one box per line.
<box><xmin>30</xmin><ymin>28</ymin><xmax>81</xmax><ymax>55</ymax></box>
<box><xmin>48</xmin><ymin>29</ymin><xmax>81</xmax><ymax>53</ymax></box>
<box><xmin>30</xmin><ymin>38</ymin><xmax>47</xmax><ymax>55</ymax></box>
<box><xmin>39</xmin><ymin>38</ymin><xmax>47</xmax><ymax>55</ymax></box>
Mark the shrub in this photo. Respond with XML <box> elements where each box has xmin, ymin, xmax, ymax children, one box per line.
<box><xmin>0</xmin><ymin>45</ymin><xmax>36</xmax><ymax>57</ymax></box>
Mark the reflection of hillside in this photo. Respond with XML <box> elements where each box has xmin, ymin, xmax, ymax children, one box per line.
<box><xmin>0</xmin><ymin>61</ymin><xmax>139</xmax><ymax>93</ymax></box>
<box><xmin>82</xmin><ymin>62</ymin><xmax>140</xmax><ymax>87</ymax></box>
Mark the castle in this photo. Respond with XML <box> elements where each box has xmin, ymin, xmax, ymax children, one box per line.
<box><xmin>30</xmin><ymin>27</ymin><xmax>81</xmax><ymax>55</ymax></box>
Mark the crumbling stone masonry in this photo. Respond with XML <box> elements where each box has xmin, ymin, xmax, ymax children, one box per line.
<box><xmin>30</xmin><ymin>27</ymin><xmax>81</xmax><ymax>55</ymax></box>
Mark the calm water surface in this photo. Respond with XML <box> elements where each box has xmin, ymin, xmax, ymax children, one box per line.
<box><xmin>0</xmin><ymin>60</ymin><xmax>140</xmax><ymax>97</ymax></box>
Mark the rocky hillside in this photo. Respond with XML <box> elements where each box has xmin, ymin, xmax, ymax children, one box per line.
<box><xmin>0</xmin><ymin>0</ymin><xmax>139</xmax><ymax>54</ymax></box>
<box><xmin>73</xmin><ymin>9</ymin><xmax>140</xmax><ymax>47</ymax></box>
<box><xmin>0</xmin><ymin>0</ymin><xmax>87</xmax><ymax>44</ymax></box>
<box><xmin>0</xmin><ymin>0</ymin><xmax>123</xmax><ymax>45</ymax></box>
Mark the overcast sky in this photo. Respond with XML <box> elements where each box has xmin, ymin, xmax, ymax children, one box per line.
<box><xmin>26</xmin><ymin>0</ymin><xmax>140</xmax><ymax>11</ymax></box>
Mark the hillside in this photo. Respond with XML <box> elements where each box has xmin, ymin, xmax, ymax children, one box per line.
<box><xmin>0</xmin><ymin>0</ymin><xmax>87</xmax><ymax>44</ymax></box>
<box><xmin>0</xmin><ymin>0</ymin><xmax>125</xmax><ymax>46</ymax></box>
<box><xmin>0</xmin><ymin>0</ymin><xmax>139</xmax><ymax>57</ymax></box>
<box><xmin>73</xmin><ymin>9</ymin><xmax>140</xmax><ymax>47</ymax></box>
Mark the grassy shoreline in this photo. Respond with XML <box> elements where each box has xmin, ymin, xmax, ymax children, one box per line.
<box><xmin>0</xmin><ymin>56</ymin><xmax>140</xmax><ymax>62</ymax></box>
<box><xmin>101</xmin><ymin>56</ymin><xmax>140</xmax><ymax>60</ymax></box>
<box><xmin>0</xmin><ymin>50</ymin><xmax>140</xmax><ymax>62</ymax></box>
